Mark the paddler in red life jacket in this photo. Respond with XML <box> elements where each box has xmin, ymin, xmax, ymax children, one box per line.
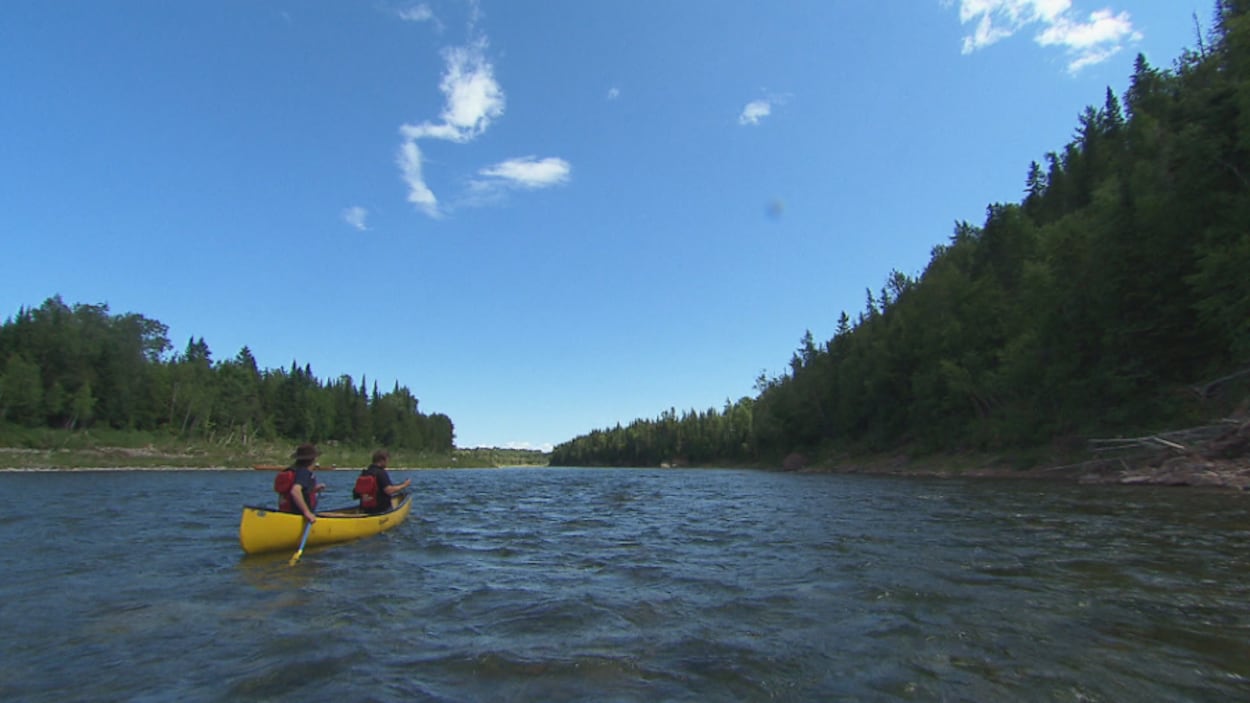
<box><xmin>277</xmin><ymin>443</ymin><xmax>326</xmax><ymax>523</ymax></box>
<box><xmin>354</xmin><ymin>449</ymin><xmax>410</xmax><ymax>514</ymax></box>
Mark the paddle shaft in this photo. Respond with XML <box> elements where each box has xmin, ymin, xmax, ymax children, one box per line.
<box><xmin>288</xmin><ymin>520</ymin><xmax>313</xmax><ymax>566</ymax></box>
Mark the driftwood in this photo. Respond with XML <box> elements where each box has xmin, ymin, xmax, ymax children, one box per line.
<box><xmin>1087</xmin><ymin>421</ymin><xmax>1236</xmax><ymax>454</ymax></box>
<box><xmin>1078</xmin><ymin>418</ymin><xmax>1250</xmax><ymax>489</ymax></box>
<box><xmin>1190</xmin><ymin>367</ymin><xmax>1250</xmax><ymax>398</ymax></box>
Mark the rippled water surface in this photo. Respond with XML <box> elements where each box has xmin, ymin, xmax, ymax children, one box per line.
<box><xmin>1</xmin><ymin>468</ymin><xmax>1248</xmax><ymax>701</ymax></box>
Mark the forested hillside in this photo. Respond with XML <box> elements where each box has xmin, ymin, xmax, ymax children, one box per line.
<box><xmin>551</xmin><ymin>2</ymin><xmax>1250</xmax><ymax>468</ymax></box>
<box><xmin>0</xmin><ymin>296</ymin><xmax>454</xmax><ymax>452</ymax></box>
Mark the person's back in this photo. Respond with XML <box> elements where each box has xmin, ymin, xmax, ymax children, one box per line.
<box><xmin>274</xmin><ymin>467</ymin><xmax>298</xmax><ymax>512</ymax></box>
<box><xmin>354</xmin><ymin>450</ymin><xmax>409</xmax><ymax>513</ymax></box>
<box><xmin>277</xmin><ymin>444</ymin><xmax>324</xmax><ymax>521</ymax></box>
<box><xmin>353</xmin><ymin>464</ymin><xmax>388</xmax><ymax>513</ymax></box>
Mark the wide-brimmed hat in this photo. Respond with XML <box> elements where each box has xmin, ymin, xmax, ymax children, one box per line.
<box><xmin>292</xmin><ymin>443</ymin><xmax>320</xmax><ymax>461</ymax></box>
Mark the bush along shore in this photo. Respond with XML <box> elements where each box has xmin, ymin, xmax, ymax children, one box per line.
<box><xmin>0</xmin><ymin>431</ymin><xmax>549</xmax><ymax>471</ymax></box>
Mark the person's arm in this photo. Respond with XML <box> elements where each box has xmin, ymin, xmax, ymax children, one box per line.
<box><xmin>290</xmin><ymin>487</ymin><xmax>317</xmax><ymax>523</ymax></box>
<box><xmin>385</xmin><ymin>478</ymin><xmax>411</xmax><ymax>495</ymax></box>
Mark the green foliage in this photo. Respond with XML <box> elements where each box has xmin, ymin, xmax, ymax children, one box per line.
<box><xmin>0</xmin><ymin>353</ymin><xmax>44</xmax><ymax>426</ymax></box>
<box><xmin>549</xmin><ymin>398</ymin><xmax>757</xmax><ymax>467</ymax></box>
<box><xmin>0</xmin><ymin>297</ymin><xmax>454</xmax><ymax>452</ymax></box>
<box><xmin>0</xmin><ymin>427</ymin><xmax>516</xmax><ymax>470</ymax></box>
<box><xmin>553</xmin><ymin>4</ymin><xmax>1250</xmax><ymax>467</ymax></box>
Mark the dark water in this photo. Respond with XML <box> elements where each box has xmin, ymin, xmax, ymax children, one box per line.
<box><xmin>0</xmin><ymin>468</ymin><xmax>1247</xmax><ymax>702</ymax></box>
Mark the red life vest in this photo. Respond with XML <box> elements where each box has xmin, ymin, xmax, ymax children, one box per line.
<box><xmin>354</xmin><ymin>473</ymin><xmax>379</xmax><ymax>510</ymax></box>
<box><xmin>275</xmin><ymin>468</ymin><xmax>317</xmax><ymax>512</ymax></box>
<box><xmin>275</xmin><ymin>469</ymin><xmax>296</xmax><ymax>511</ymax></box>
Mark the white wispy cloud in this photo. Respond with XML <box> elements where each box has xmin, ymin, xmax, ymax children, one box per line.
<box><xmin>476</xmin><ymin>156</ymin><xmax>571</xmax><ymax>190</ymax></box>
<box><xmin>946</xmin><ymin>0</ymin><xmax>1141</xmax><ymax>73</ymax></box>
<box><xmin>396</xmin><ymin>39</ymin><xmax>505</xmax><ymax>218</ymax></box>
<box><xmin>500</xmin><ymin>440</ymin><xmax>555</xmax><ymax>453</ymax></box>
<box><xmin>342</xmin><ymin>205</ymin><xmax>370</xmax><ymax>230</ymax></box>
<box><xmin>393</xmin><ymin>10</ymin><xmax>570</xmax><ymax>218</ymax></box>
<box><xmin>739</xmin><ymin>93</ymin><xmax>792</xmax><ymax>126</ymax></box>
<box><xmin>397</xmin><ymin>141</ymin><xmax>440</xmax><ymax>218</ymax></box>
<box><xmin>401</xmin><ymin>41</ymin><xmax>505</xmax><ymax>143</ymax></box>
<box><xmin>738</xmin><ymin>99</ymin><xmax>772</xmax><ymax>126</ymax></box>
<box><xmin>397</xmin><ymin>4</ymin><xmax>434</xmax><ymax>23</ymax></box>
<box><xmin>1036</xmin><ymin>8</ymin><xmax>1139</xmax><ymax>70</ymax></box>
<box><xmin>396</xmin><ymin>3</ymin><xmax>445</xmax><ymax>32</ymax></box>
<box><xmin>607</xmin><ymin>87</ymin><xmax>621</xmax><ymax>100</ymax></box>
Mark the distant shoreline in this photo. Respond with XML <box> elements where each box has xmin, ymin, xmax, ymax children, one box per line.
<box><xmin>3</xmin><ymin>444</ymin><xmax>1246</xmax><ymax>490</ymax></box>
<box><xmin>0</xmin><ymin>464</ymin><xmax>456</xmax><ymax>472</ymax></box>
<box><xmin>0</xmin><ymin>443</ymin><xmax>549</xmax><ymax>471</ymax></box>
<box><xmin>0</xmin><ymin>466</ymin><xmax>249</xmax><ymax>472</ymax></box>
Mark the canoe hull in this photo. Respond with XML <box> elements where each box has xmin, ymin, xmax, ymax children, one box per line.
<box><xmin>238</xmin><ymin>495</ymin><xmax>413</xmax><ymax>555</ymax></box>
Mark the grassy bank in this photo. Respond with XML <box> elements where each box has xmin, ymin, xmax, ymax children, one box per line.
<box><xmin>0</xmin><ymin>426</ymin><xmax>549</xmax><ymax>470</ymax></box>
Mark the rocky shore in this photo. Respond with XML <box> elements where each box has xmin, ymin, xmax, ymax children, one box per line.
<box><xmin>815</xmin><ymin>418</ymin><xmax>1250</xmax><ymax>491</ymax></box>
<box><xmin>1093</xmin><ymin>418</ymin><xmax>1250</xmax><ymax>490</ymax></box>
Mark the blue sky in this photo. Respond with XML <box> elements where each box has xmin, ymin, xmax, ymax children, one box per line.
<box><xmin>1</xmin><ymin>1</ymin><xmax>1198</xmax><ymax>450</ymax></box>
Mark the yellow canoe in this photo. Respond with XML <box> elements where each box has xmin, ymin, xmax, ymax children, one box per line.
<box><xmin>238</xmin><ymin>495</ymin><xmax>413</xmax><ymax>555</ymax></box>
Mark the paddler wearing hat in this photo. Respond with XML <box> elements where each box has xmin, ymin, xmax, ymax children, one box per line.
<box><xmin>279</xmin><ymin>443</ymin><xmax>327</xmax><ymax>523</ymax></box>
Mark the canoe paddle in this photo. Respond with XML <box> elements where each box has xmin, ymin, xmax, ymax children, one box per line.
<box><xmin>288</xmin><ymin>520</ymin><xmax>313</xmax><ymax>566</ymax></box>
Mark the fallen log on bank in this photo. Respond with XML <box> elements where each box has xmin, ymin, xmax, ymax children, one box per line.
<box><xmin>1086</xmin><ymin>418</ymin><xmax>1250</xmax><ymax>490</ymax></box>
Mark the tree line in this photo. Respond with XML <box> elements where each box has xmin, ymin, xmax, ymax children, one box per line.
<box><xmin>551</xmin><ymin>2</ymin><xmax>1250</xmax><ymax>468</ymax></box>
<box><xmin>0</xmin><ymin>296</ymin><xmax>453</xmax><ymax>452</ymax></box>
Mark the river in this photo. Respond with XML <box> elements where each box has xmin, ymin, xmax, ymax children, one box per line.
<box><xmin>0</xmin><ymin>468</ymin><xmax>1246</xmax><ymax>701</ymax></box>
